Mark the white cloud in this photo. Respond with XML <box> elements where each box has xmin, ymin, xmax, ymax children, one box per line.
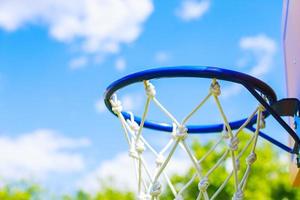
<box><xmin>78</xmin><ymin>151</ymin><xmax>190</xmax><ymax>193</ymax></box>
<box><xmin>240</xmin><ymin>34</ymin><xmax>276</xmax><ymax>77</ymax></box>
<box><xmin>115</xmin><ymin>57</ymin><xmax>127</xmax><ymax>72</ymax></box>
<box><xmin>79</xmin><ymin>152</ymin><xmax>136</xmax><ymax>192</ymax></box>
<box><xmin>0</xmin><ymin>0</ymin><xmax>153</xmax><ymax>60</ymax></box>
<box><xmin>0</xmin><ymin>129</ymin><xmax>90</xmax><ymax>181</ymax></box>
<box><xmin>222</xmin><ymin>34</ymin><xmax>277</xmax><ymax>98</ymax></box>
<box><xmin>69</xmin><ymin>56</ymin><xmax>88</xmax><ymax>70</ymax></box>
<box><xmin>154</xmin><ymin>51</ymin><xmax>171</xmax><ymax>64</ymax></box>
<box><xmin>176</xmin><ymin>0</ymin><xmax>210</xmax><ymax>21</ymax></box>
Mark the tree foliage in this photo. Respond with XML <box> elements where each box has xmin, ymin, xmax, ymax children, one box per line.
<box><xmin>0</xmin><ymin>183</ymin><xmax>41</xmax><ymax>200</ymax></box>
<box><xmin>160</xmin><ymin>132</ymin><xmax>300</xmax><ymax>200</ymax></box>
<box><xmin>62</xmin><ymin>188</ymin><xmax>134</xmax><ymax>200</ymax></box>
<box><xmin>1</xmin><ymin>131</ymin><xmax>300</xmax><ymax>199</ymax></box>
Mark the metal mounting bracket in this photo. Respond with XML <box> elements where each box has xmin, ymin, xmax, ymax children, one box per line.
<box><xmin>270</xmin><ymin>98</ymin><xmax>300</xmax><ymax>167</ymax></box>
<box><xmin>271</xmin><ymin>98</ymin><xmax>300</xmax><ymax>117</ymax></box>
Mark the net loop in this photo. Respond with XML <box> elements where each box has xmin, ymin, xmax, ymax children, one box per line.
<box><xmin>259</xmin><ymin>116</ymin><xmax>266</xmax><ymax>129</ymax></box>
<box><xmin>198</xmin><ymin>177</ymin><xmax>209</xmax><ymax>192</ymax></box>
<box><xmin>229</xmin><ymin>136</ymin><xmax>239</xmax><ymax>151</ymax></box>
<box><xmin>155</xmin><ymin>154</ymin><xmax>164</xmax><ymax>166</ymax></box>
<box><xmin>232</xmin><ymin>189</ymin><xmax>244</xmax><ymax>200</ymax></box>
<box><xmin>258</xmin><ymin>104</ymin><xmax>265</xmax><ymax>112</ymax></box>
<box><xmin>129</xmin><ymin>146</ymin><xmax>139</xmax><ymax>159</ymax></box>
<box><xmin>127</xmin><ymin>119</ymin><xmax>140</xmax><ymax>133</ymax></box>
<box><xmin>246</xmin><ymin>152</ymin><xmax>257</xmax><ymax>165</ymax></box>
<box><xmin>150</xmin><ymin>181</ymin><xmax>162</xmax><ymax>197</ymax></box>
<box><xmin>222</xmin><ymin>125</ymin><xmax>230</xmax><ymax>139</ymax></box>
<box><xmin>210</xmin><ymin>79</ymin><xmax>221</xmax><ymax>96</ymax></box>
<box><xmin>258</xmin><ymin>105</ymin><xmax>266</xmax><ymax>129</ymax></box>
<box><xmin>144</xmin><ymin>81</ymin><xmax>156</xmax><ymax>98</ymax></box>
<box><xmin>127</xmin><ymin>112</ymin><xmax>140</xmax><ymax>132</ymax></box>
<box><xmin>173</xmin><ymin>125</ymin><xmax>188</xmax><ymax>140</ymax></box>
<box><xmin>136</xmin><ymin>140</ymin><xmax>146</xmax><ymax>154</ymax></box>
<box><xmin>110</xmin><ymin>94</ymin><xmax>123</xmax><ymax>114</ymax></box>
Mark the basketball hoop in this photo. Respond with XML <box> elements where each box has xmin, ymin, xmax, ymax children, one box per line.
<box><xmin>104</xmin><ymin>66</ymin><xmax>300</xmax><ymax>199</ymax></box>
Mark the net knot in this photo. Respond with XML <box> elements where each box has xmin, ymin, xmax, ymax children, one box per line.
<box><xmin>135</xmin><ymin>140</ymin><xmax>145</xmax><ymax>154</ymax></box>
<box><xmin>129</xmin><ymin>149</ymin><xmax>139</xmax><ymax>159</ymax></box>
<box><xmin>246</xmin><ymin>152</ymin><xmax>257</xmax><ymax>165</ymax></box>
<box><xmin>210</xmin><ymin>79</ymin><xmax>221</xmax><ymax>96</ymax></box>
<box><xmin>110</xmin><ymin>95</ymin><xmax>123</xmax><ymax>114</ymax></box>
<box><xmin>129</xmin><ymin>145</ymin><xmax>139</xmax><ymax>159</ymax></box>
<box><xmin>150</xmin><ymin>181</ymin><xmax>162</xmax><ymax>197</ymax></box>
<box><xmin>229</xmin><ymin>136</ymin><xmax>239</xmax><ymax>151</ymax></box>
<box><xmin>259</xmin><ymin>115</ymin><xmax>266</xmax><ymax>129</ymax></box>
<box><xmin>173</xmin><ymin>125</ymin><xmax>188</xmax><ymax>140</ymax></box>
<box><xmin>232</xmin><ymin>189</ymin><xmax>244</xmax><ymax>200</ymax></box>
<box><xmin>127</xmin><ymin>119</ymin><xmax>140</xmax><ymax>133</ymax></box>
<box><xmin>155</xmin><ymin>154</ymin><xmax>164</xmax><ymax>166</ymax></box>
<box><xmin>222</xmin><ymin>125</ymin><xmax>230</xmax><ymax>139</ymax></box>
<box><xmin>144</xmin><ymin>81</ymin><xmax>156</xmax><ymax>98</ymax></box>
<box><xmin>258</xmin><ymin>104</ymin><xmax>265</xmax><ymax>112</ymax></box>
<box><xmin>198</xmin><ymin>177</ymin><xmax>209</xmax><ymax>192</ymax></box>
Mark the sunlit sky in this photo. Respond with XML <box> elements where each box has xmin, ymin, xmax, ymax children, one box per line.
<box><xmin>0</xmin><ymin>0</ymin><xmax>289</xmax><ymax>194</ymax></box>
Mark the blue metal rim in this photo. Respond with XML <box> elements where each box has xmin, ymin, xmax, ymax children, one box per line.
<box><xmin>104</xmin><ymin>66</ymin><xmax>277</xmax><ymax>133</ymax></box>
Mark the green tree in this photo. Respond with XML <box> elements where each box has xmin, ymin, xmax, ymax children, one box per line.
<box><xmin>1</xmin><ymin>131</ymin><xmax>300</xmax><ymax>200</ymax></box>
<box><xmin>94</xmin><ymin>188</ymin><xmax>134</xmax><ymax>200</ymax></box>
<box><xmin>0</xmin><ymin>183</ymin><xmax>41</xmax><ymax>200</ymax></box>
<box><xmin>62</xmin><ymin>188</ymin><xmax>134</xmax><ymax>200</ymax></box>
<box><xmin>0</xmin><ymin>183</ymin><xmax>134</xmax><ymax>200</ymax></box>
<box><xmin>161</xmin><ymin>131</ymin><xmax>300</xmax><ymax>200</ymax></box>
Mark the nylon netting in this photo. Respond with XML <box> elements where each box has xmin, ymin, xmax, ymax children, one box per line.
<box><xmin>109</xmin><ymin>79</ymin><xmax>265</xmax><ymax>200</ymax></box>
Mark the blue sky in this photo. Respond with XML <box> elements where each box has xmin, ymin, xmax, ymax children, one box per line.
<box><xmin>0</xmin><ymin>0</ymin><xmax>290</xmax><ymax>194</ymax></box>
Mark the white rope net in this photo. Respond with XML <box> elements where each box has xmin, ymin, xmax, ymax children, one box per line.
<box><xmin>110</xmin><ymin>79</ymin><xmax>265</xmax><ymax>200</ymax></box>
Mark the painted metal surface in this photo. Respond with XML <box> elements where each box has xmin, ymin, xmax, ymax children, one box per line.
<box><xmin>282</xmin><ymin>0</ymin><xmax>300</xmax><ymax>186</ymax></box>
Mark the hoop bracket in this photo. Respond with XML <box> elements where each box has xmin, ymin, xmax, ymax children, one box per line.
<box><xmin>271</xmin><ymin>98</ymin><xmax>300</xmax><ymax>167</ymax></box>
<box><xmin>271</xmin><ymin>98</ymin><xmax>300</xmax><ymax>117</ymax></box>
<box><xmin>270</xmin><ymin>98</ymin><xmax>300</xmax><ymax>163</ymax></box>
